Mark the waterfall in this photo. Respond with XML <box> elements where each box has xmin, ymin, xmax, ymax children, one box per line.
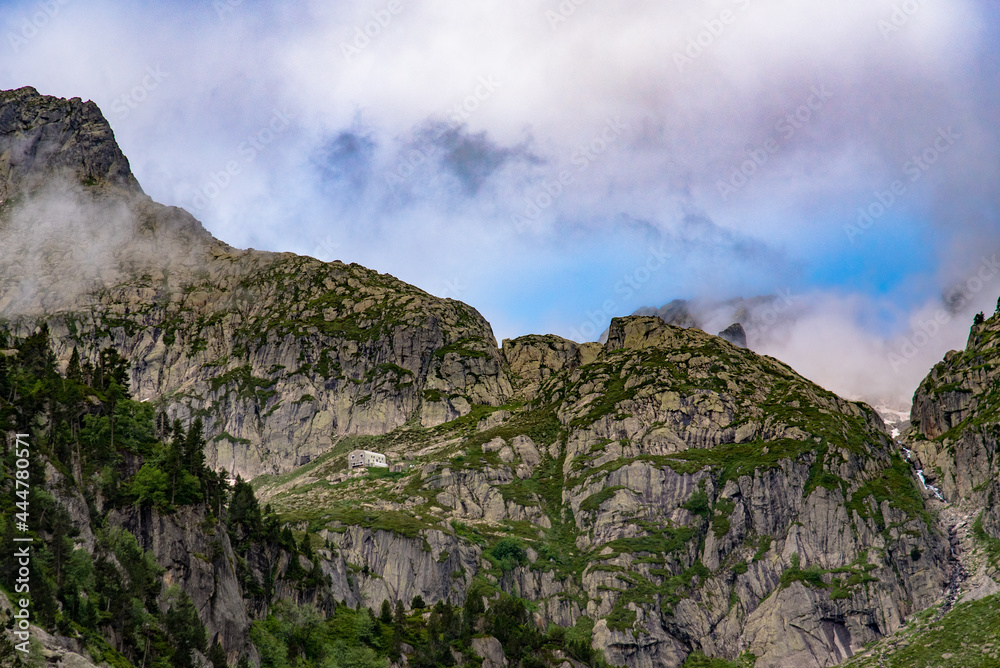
<box><xmin>901</xmin><ymin>444</ymin><xmax>944</xmax><ymax>500</ymax></box>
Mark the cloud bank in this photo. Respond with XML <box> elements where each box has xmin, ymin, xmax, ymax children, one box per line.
<box><xmin>1</xmin><ymin>0</ymin><xmax>998</xmax><ymax>409</ymax></box>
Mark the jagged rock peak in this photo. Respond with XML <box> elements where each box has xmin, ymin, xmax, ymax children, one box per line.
<box><xmin>0</xmin><ymin>86</ymin><xmax>142</xmax><ymax>198</ymax></box>
<box><xmin>718</xmin><ymin>322</ymin><xmax>747</xmax><ymax>348</ymax></box>
<box><xmin>633</xmin><ymin>298</ymin><xmax>698</xmax><ymax>328</ymax></box>
<box><xmin>605</xmin><ymin>315</ymin><xmax>711</xmax><ymax>352</ymax></box>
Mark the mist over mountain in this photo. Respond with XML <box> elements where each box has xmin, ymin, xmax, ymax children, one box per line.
<box><xmin>620</xmin><ymin>288</ymin><xmax>993</xmax><ymax>418</ymax></box>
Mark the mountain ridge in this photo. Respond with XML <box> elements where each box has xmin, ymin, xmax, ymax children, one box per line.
<box><xmin>0</xmin><ymin>86</ymin><xmax>993</xmax><ymax>668</ymax></box>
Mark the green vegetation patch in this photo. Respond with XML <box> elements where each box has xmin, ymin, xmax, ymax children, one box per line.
<box><xmin>598</xmin><ymin>523</ymin><xmax>699</xmax><ymax>561</ymax></box>
<box><xmin>846</xmin><ymin>454</ymin><xmax>932</xmax><ymax>529</ymax></box>
<box><xmin>602</xmin><ymin>560</ymin><xmax>711</xmax><ymax>631</ymax></box>
<box><xmin>711</xmin><ymin>498</ymin><xmax>736</xmax><ymax>539</ymax></box>
<box><xmin>682</xmin><ymin>652</ymin><xmax>756</xmax><ymax>668</ymax></box>
<box><xmin>841</xmin><ymin>594</ymin><xmax>1000</xmax><ymax>668</ymax></box>
<box><xmin>778</xmin><ymin>552</ymin><xmax>877</xmax><ymax>600</ymax></box>
<box><xmin>284</xmin><ymin>504</ymin><xmax>437</xmax><ymax>540</ymax></box>
<box><xmin>661</xmin><ymin>438</ymin><xmax>817</xmax><ymax>483</ymax></box>
<box><xmin>580</xmin><ymin>486</ymin><xmax>628</xmax><ymax>513</ymax></box>
<box><xmin>972</xmin><ymin>511</ymin><xmax>1000</xmax><ymax>568</ymax></box>
<box><xmin>681</xmin><ymin>488</ymin><xmax>710</xmax><ymax>519</ymax></box>
<box><xmin>752</xmin><ymin>536</ymin><xmax>772</xmax><ymax>562</ymax></box>
<box><xmin>803</xmin><ymin>442</ymin><xmax>845</xmax><ymax>498</ymax></box>
<box><xmin>433</xmin><ymin>337</ymin><xmax>490</xmax><ymax>359</ymax></box>
<box><xmin>208</xmin><ymin>363</ymin><xmax>278</xmax><ymax>404</ymax></box>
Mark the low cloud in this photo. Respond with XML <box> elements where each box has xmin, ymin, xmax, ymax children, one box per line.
<box><xmin>0</xmin><ymin>176</ymin><xmax>216</xmax><ymax>318</ymax></box>
<box><xmin>0</xmin><ymin>0</ymin><xmax>996</xmax><ymax>411</ymax></box>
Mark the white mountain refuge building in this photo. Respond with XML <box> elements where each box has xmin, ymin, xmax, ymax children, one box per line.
<box><xmin>348</xmin><ymin>449</ymin><xmax>388</xmax><ymax>469</ymax></box>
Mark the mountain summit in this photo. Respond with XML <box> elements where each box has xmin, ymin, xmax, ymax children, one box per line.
<box><xmin>0</xmin><ymin>87</ymin><xmax>510</xmax><ymax>480</ymax></box>
<box><xmin>0</xmin><ymin>86</ymin><xmax>141</xmax><ymax>198</ymax></box>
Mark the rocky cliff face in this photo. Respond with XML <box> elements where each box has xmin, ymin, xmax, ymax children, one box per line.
<box><xmin>34</xmin><ymin>252</ymin><xmax>513</xmax><ymax>479</ymax></box>
<box><xmin>905</xmin><ymin>313</ymin><xmax>1000</xmax><ymax>598</ymax></box>
<box><xmin>0</xmin><ymin>86</ymin><xmax>141</xmax><ymax>199</ymax></box>
<box><xmin>625</xmin><ymin>296</ymin><xmax>794</xmax><ymax>349</ymax></box>
<box><xmin>908</xmin><ymin>317</ymin><xmax>1000</xmax><ymax>507</ymax></box>
<box><xmin>833</xmin><ymin>314</ymin><xmax>1000</xmax><ymax>666</ymax></box>
<box><xmin>114</xmin><ymin>505</ymin><xmax>258</xmax><ymax>664</ymax></box>
<box><xmin>258</xmin><ymin>317</ymin><xmax>950</xmax><ymax>668</ymax></box>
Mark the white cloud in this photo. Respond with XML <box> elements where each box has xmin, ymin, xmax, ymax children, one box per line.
<box><xmin>0</xmin><ymin>0</ymin><xmax>996</xmax><ymax>409</ymax></box>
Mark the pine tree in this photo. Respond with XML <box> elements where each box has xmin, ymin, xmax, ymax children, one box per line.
<box><xmin>228</xmin><ymin>478</ymin><xmax>262</xmax><ymax>537</ymax></box>
<box><xmin>66</xmin><ymin>346</ymin><xmax>82</xmax><ymax>382</ymax></box>
<box><xmin>262</xmin><ymin>504</ymin><xmax>281</xmax><ymax>543</ymax></box>
<box><xmin>299</xmin><ymin>533</ymin><xmax>313</xmax><ymax>559</ymax></box>
<box><xmin>98</xmin><ymin>347</ymin><xmax>130</xmax><ymax>396</ymax></box>
<box><xmin>280</xmin><ymin>526</ymin><xmax>296</xmax><ymax>552</ymax></box>
<box><xmin>442</xmin><ymin>601</ymin><xmax>459</xmax><ymax>642</ymax></box>
<box><xmin>0</xmin><ymin>630</ymin><xmax>23</xmax><ymax>668</ymax></box>
<box><xmin>207</xmin><ymin>640</ymin><xmax>227</xmax><ymax>668</ymax></box>
<box><xmin>204</xmin><ymin>469</ymin><xmax>229</xmax><ymax>517</ymax></box>
<box><xmin>165</xmin><ymin>592</ymin><xmax>207</xmax><ymax>668</ymax></box>
<box><xmin>171</xmin><ymin>418</ymin><xmax>185</xmax><ymax>442</ymax></box>
<box><xmin>304</xmin><ymin>558</ymin><xmax>325</xmax><ymax>589</ymax></box>
<box><xmin>49</xmin><ymin>507</ymin><xmax>75</xmax><ymax>586</ymax></box>
<box><xmin>391</xmin><ymin>600</ymin><xmax>406</xmax><ymax>660</ymax></box>
<box><xmin>285</xmin><ymin>552</ymin><xmax>304</xmax><ymax>580</ymax></box>
<box><xmin>380</xmin><ymin>600</ymin><xmax>393</xmax><ymax>624</ymax></box>
<box><xmin>81</xmin><ymin>598</ymin><xmax>97</xmax><ymax>629</ymax></box>
<box><xmin>461</xmin><ymin>588</ymin><xmax>484</xmax><ymax>641</ymax></box>
<box><xmin>156</xmin><ymin>411</ymin><xmax>170</xmax><ymax>440</ymax></box>
<box><xmin>183</xmin><ymin>417</ymin><xmax>206</xmax><ymax>476</ymax></box>
<box><xmin>32</xmin><ymin>572</ymin><xmax>58</xmax><ymax>628</ymax></box>
<box><xmin>395</xmin><ymin>601</ymin><xmax>406</xmax><ymax>625</ymax></box>
<box><xmin>81</xmin><ymin>359</ymin><xmax>95</xmax><ymax>387</ymax></box>
<box><xmin>164</xmin><ymin>420</ymin><xmax>186</xmax><ymax>506</ymax></box>
<box><xmin>17</xmin><ymin>324</ymin><xmax>56</xmax><ymax>378</ymax></box>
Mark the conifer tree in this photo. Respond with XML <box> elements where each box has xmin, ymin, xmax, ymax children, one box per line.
<box><xmin>66</xmin><ymin>346</ymin><xmax>82</xmax><ymax>382</ymax></box>
<box><xmin>299</xmin><ymin>533</ymin><xmax>313</xmax><ymax>559</ymax></box>
<box><xmin>183</xmin><ymin>417</ymin><xmax>206</xmax><ymax>476</ymax></box>
<box><xmin>207</xmin><ymin>640</ymin><xmax>227</xmax><ymax>668</ymax></box>
<box><xmin>165</xmin><ymin>592</ymin><xmax>207</xmax><ymax>668</ymax></box>
<box><xmin>380</xmin><ymin>600</ymin><xmax>393</xmax><ymax>624</ymax></box>
<box><xmin>165</xmin><ymin>420</ymin><xmax>186</xmax><ymax>506</ymax></box>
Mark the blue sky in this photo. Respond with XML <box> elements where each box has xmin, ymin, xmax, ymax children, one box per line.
<box><xmin>1</xmin><ymin>0</ymin><xmax>997</xmax><ymax>407</ymax></box>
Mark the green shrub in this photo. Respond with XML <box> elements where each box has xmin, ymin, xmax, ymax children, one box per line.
<box><xmin>489</xmin><ymin>537</ymin><xmax>528</xmax><ymax>572</ymax></box>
